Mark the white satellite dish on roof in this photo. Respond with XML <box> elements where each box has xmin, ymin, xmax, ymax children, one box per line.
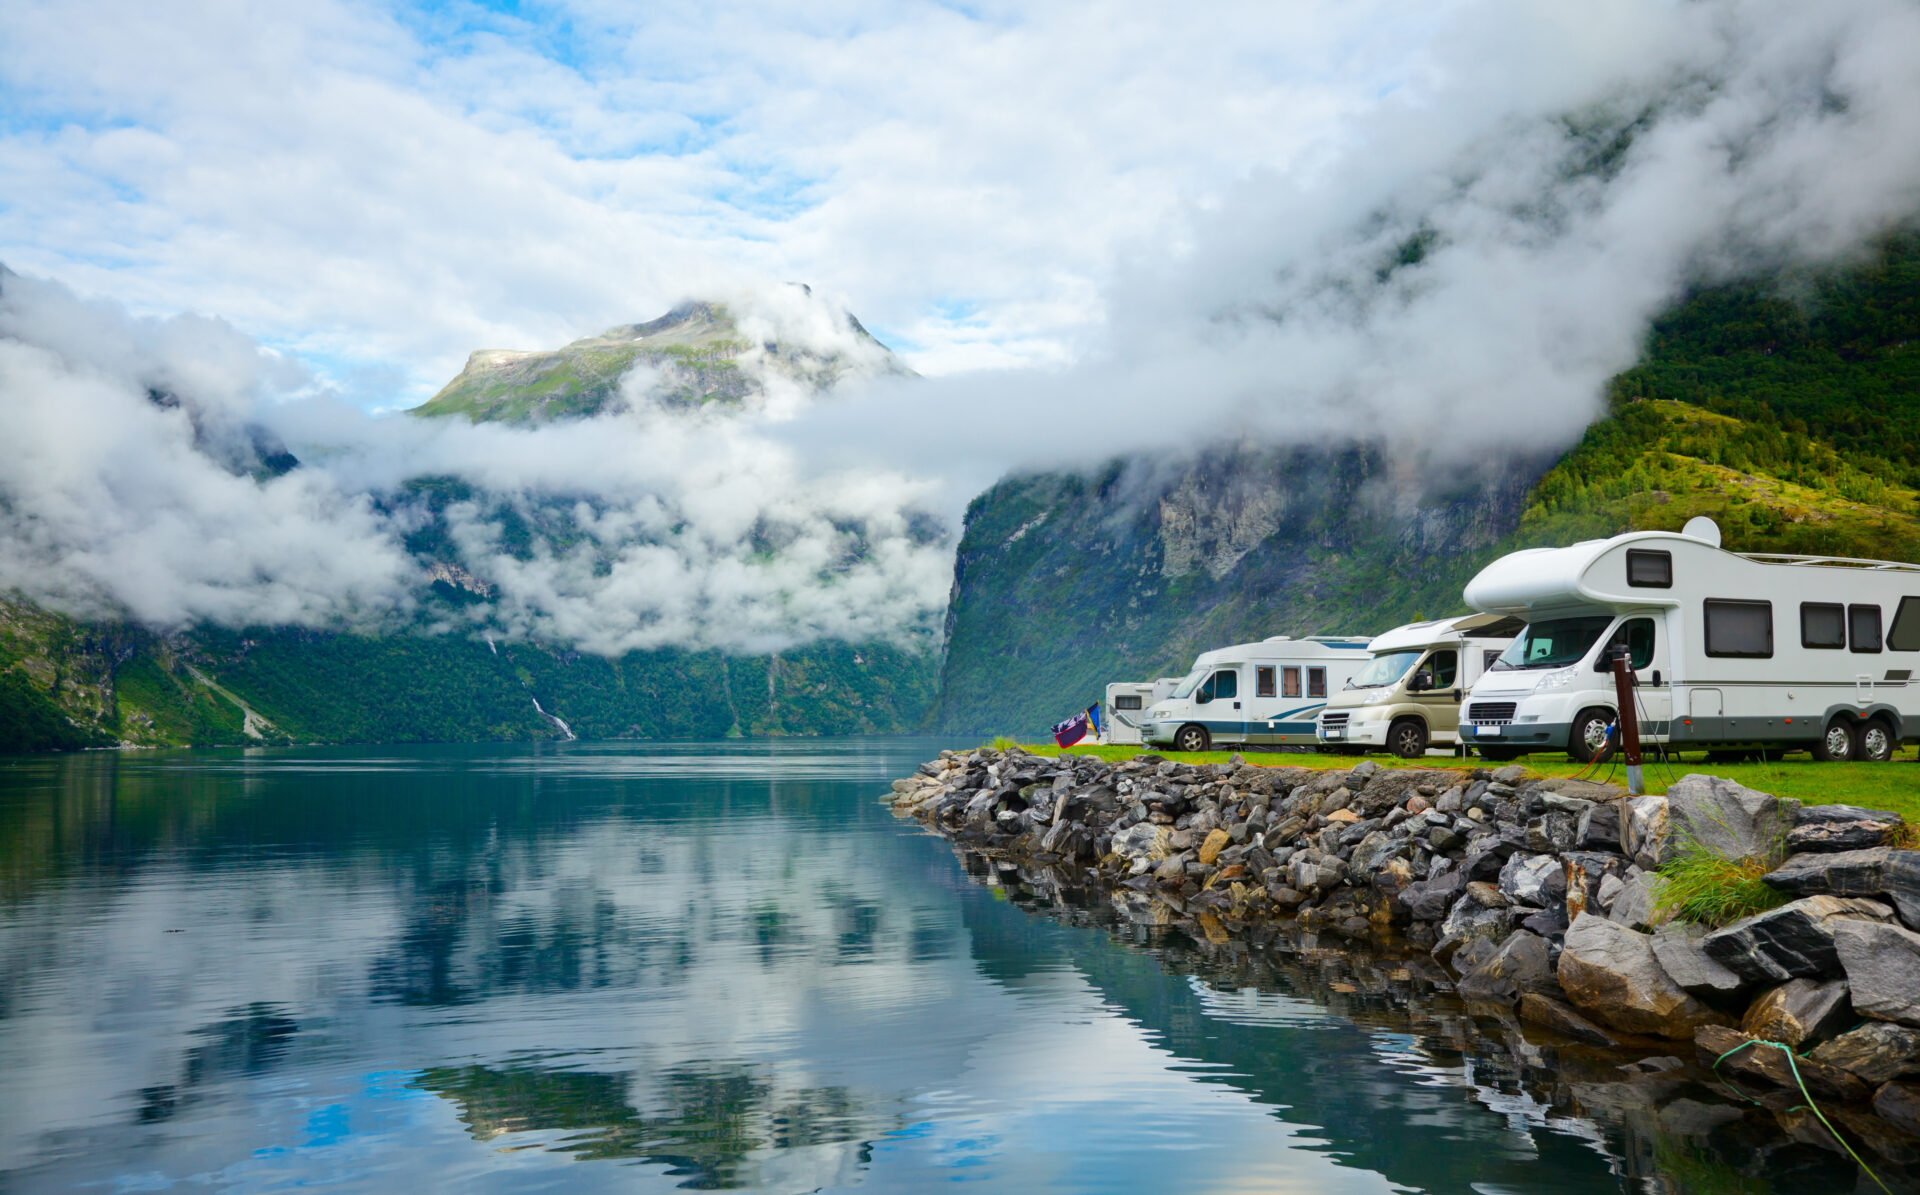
<box><xmin>1681</xmin><ymin>516</ymin><xmax>1722</xmax><ymax>548</ymax></box>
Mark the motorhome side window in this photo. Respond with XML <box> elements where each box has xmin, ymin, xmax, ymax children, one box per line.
<box><xmin>1625</xmin><ymin>548</ymin><xmax>1672</xmax><ymax>588</ymax></box>
<box><xmin>1801</xmin><ymin>603</ymin><xmax>1845</xmax><ymax>649</ymax></box>
<box><xmin>1850</xmin><ymin>604</ymin><xmax>1883</xmax><ymax>653</ymax></box>
<box><xmin>1704</xmin><ymin>599</ymin><xmax>1773</xmax><ymax>658</ymax></box>
<box><xmin>1115</xmin><ymin>694</ymin><xmax>1142</xmax><ymax>710</ymax></box>
<box><xmin>1428</xmin><ymin>651</ymin><xmax>1457</xmax><ymax>688</ymax></box>
<box><xmin>1256</xmin><ymin>666</ymin><xmax>1276</xmax><ymax>698</ymax></box>
<box><xmin>1307</xmin><ymin>667</ymin><xmax>1326</xmax><ymax>698</ymax></box>
<box><xmin>1892</xmin><ymin>597</ymin><xmax>1920</xmax><ymax>651</ymax></box>
<box><xmin>1282</xmin><ymin>667</ymin><xmax>1301</xmax><ymax>698</ymax></box>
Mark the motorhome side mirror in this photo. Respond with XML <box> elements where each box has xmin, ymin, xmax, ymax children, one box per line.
<box><xmin>1195</xmin><ymin>690</ymin><xmax>1210</xmax><ymax>705</ymax></box>
<box><xmin>1409</xmin><ymin>671</ymin><xmax>1432</xmax><ymax>692</ymax></box>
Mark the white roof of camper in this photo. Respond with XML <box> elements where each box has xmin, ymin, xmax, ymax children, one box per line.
<box><xmin>1365</xmin><ymin>613</ymin><xmax>1518</xmax><ymax>654</ymax></box>
<box><xmin>1192</xmin><ymin>635</ymin><xmax>1371</xmax><ymax>665</ymax></box>
<box><xmin>1464</xmin><ymin>530</ymin><xmax>1700</xmax><ymax>614</ymax></box>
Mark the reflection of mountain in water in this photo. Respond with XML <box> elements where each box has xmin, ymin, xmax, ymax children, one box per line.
<box><xmin>420</xmin><ymin>1061</ymin><xmax>883</xmax><ymax>1191</ymax></box>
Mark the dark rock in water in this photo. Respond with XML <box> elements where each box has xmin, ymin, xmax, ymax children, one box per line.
<box><xmin>1702</xmin><ymin>895</ymin><xmax>1895</xmax><ymax>983</ymax></box>
<box><xmin>1666</xmin><ymin>774</ymin><xmax>1799</xmax><ymax>864</ymax></box>
<box><xmin>1558</xmin><ymin>913</ymin><xmax>1728</xmax><ymax>1039</ymax></box>
<box><xmin>1402</xmin><ymin>869</ymin><xmax>1467</xmax><ymax>921</ymax></box>
<box><xmin>1519</xmin><ymin>992</ymin><xmax>1621</xmax><ymax>1047</ymax></box>
<box><xmin>1834</xmin><ymin>918</ymin><xmax>1920</xmax><ymax>1027</ymax></box>
<box><xmin>1649</xmin><ymin>923</ymin><xmax>1748</xmax><ymax>1000</ymax></box>
<box><xmin>1435</xmin><ymin>892</ymin><xmax>1515</xmax><ymax>961</ymax></box>
<box><xmin>1788</xmin><ymin>818</ymin><xmax>1902</xmax><ymax>853</ymax></box>
<box><xmin>1809</xmin><ymin>1022</ymin><xmax>1920</xmax><ymax>1086</ymax></box>
<box><xmin>1763</xmin><ymin>847</ymin><xmax>1892</xmax><ymax>897</ymax></box>
<box><xmin>1739</xmin><ymin>978</ymin><xmax>1853</xmax><ymax>1050</ymax></box>
<box><xmin>1456</xmin><ymin>930</ymin><xmax>1558</xmax><ymax>1004</ymax></box>
<box><xmin>1695</xmin><ymin>1025</ymin><xmax>1871</xmax><ymax>1103</ymax></box>
<box><xmin>1874</xmin><ymin>1081</ymin><xmax>1920</xmax><ymax>1137</ymax></box>
<box><xmin>1562</xmin><ymin>851</ymin><xmax>1627</xmax><ymax>921</ymax></box>
<box><xmin>1453</xmin><ymin>936</ymin><xmax>1501</xmax><ymax>974</ymax></box>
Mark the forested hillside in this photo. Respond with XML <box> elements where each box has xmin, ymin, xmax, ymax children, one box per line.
<box><xmin>931</xmin><ymin>235</ymin><xmax>1920</xmax><ymax>735</ymax></box>
<box><xmin>0</xmin><ymin>595</ymin><xmax>935</xmax><ymax>752</ymax></box>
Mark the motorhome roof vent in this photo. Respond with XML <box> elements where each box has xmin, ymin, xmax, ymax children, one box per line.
<box><xmin>1682</xmin><ymin>516</ymin><xmax>1722</xmax><ymax>548</ymax></box>
<box><xmin>1263</xmin><ymin>635</ymin><xmax>1293</xmax><ymax>642</ymax></box>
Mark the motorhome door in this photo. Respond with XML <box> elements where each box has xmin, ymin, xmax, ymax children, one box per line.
<box><xmin>1194</xmin><ymin>665</ymin><xmax>1247</xmax><ymax>740</ymax></box>
<box><xmin>1599</xmin><ymin>616</ymin><xmax>1672</xmax><ymax>741</ymax></box>
<box><xmin>1410</xmin><ymin>648</ymin><xmax>1462</xmax><ymax>737</ymax></box>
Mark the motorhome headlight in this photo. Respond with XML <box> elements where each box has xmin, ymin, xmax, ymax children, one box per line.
<box><xmin>1534</xmin><ymin>666</ymin><xmax>1580</xmax><ymax>692</ymax></box>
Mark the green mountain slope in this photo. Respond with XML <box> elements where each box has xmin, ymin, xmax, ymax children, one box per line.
<box><xmin>931</xmin><ymin>235</ymin><xmax>1920</xmax><ymax>735</ymax></box>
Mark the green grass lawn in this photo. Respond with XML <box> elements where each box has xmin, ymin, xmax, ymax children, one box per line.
<box><xmin>1001</xmin><ymin>740</ymin><xmax>1920</xmax><ymax>821</ymax></box>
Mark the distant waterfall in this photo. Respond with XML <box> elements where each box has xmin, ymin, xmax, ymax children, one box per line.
<box><xmin>530</xmin><ymin>696</ymin><xmax>576</xmax><ymax>741</ymax></box>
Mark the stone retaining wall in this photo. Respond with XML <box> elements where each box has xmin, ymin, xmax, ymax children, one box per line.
<box><xmin>891</xmin><ymin>747</ymin><xmax>1920</xmax><ymax>1164</ymax></box>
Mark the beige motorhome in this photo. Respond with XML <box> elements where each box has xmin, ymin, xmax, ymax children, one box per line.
<box><xmin>1315</xmin><ymin>614</ymin><xmax>1523</xmax><ymax>757</ymax></box>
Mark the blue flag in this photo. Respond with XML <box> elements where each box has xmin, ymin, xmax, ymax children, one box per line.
<box><xmin>1053</xmin><ymin>703</ymin><xmax>1099</xmax><ymax>748</ymax></box>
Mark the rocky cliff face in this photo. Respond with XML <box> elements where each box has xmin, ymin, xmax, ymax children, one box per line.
<box><xmin>929</xmin><ymin>444</ymin><xmax>1548</xmax><ymax>735</ymax></box>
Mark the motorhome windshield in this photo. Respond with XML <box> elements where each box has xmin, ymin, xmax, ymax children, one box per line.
<box><xmin>1170</xmin><ymin>666</ymin><xmax>1209</xmax><ymax>699</ymax></box>
<box><xmin>1492</xmin><ymin>616</ymin><xmax>1614</xmax><ymax>671</ymax></box>
<box><xmin>1350</xmin><ymin>650</ymin><xmax>1422</xmax><ymax>689</ymax></box>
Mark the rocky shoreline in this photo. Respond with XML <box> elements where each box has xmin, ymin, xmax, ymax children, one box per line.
<box><xmin>890</xmin><ymin>747</ymin><xmax>1920</xmax><ymax>1178</ymax></box>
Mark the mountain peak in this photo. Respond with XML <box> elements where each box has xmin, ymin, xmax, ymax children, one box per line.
<box><xmin>412</xmin><ymin>294</ymin><xmax>910</xmax><ymax>424</ymax></box>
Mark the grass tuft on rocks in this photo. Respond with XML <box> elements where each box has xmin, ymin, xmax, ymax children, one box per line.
<box><xmin>1654</xmin><ymin>847</ymin><xmax>1790</xmax><ymax>928</ymax></box>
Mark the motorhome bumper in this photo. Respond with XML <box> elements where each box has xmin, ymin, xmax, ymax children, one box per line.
<box><xmin>1464</xmin><ymin>721</ymin><xmax>1570</xmax><ymax>747</ymax></box>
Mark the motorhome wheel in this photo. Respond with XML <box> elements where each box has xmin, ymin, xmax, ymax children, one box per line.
<box><xmin>1860</xmin><ymin>719</ymin><xmax>1895</xmax><ymax>762</ymax></box>
<box><xmin>1388</xmin><ymin>718</ymin><xmax>1428</xmax><ymax>759</ymax></box>
<box><xmin>1567</xmin><ymin>709</ymin><xmax>1614</xmax><ymax>764</ymax></box>
<box><xmin>1175</xmin><ymin>724</ymin><xmax>1211</xmax><ymax>754</ymax></box>
<box><xmin>1813</xmin><ymin>718</ymin><xmax>1857</xmax><ymax>762</ymax></box>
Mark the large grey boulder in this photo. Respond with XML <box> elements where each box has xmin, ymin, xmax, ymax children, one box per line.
<box><xmin>1455</xmin><ymin>930</ymin><xmax>1558</xmax><ymax>1004</ymax></box>
<box><xmin>1763</xmin><ymin>846</ymin><xmax>1893</xmax><ymax>897</ymax></box>
<box><xmin>1808</xmin><ymin>1022</ymin><xmax>1920</xmax><ymax>1086</ymax></box>
<box><xmin>1499</xmin><ymin>853</ymin><xmax>1565</xmax><ymax>908</ymax></box>
<box><xmin>1664</xmin><ymin>774</ymin><xmax>1798</xmax><ymax>863</ymax></box>
<box><xmin>1556</xmin><ymin>913</ymin><xmax>1728</xmax><ymax>1039</ymax></box>
<box><xmin>1739</xmin><ymin>978</ymin><xmax>1852</xmax><ymax>1050</ymax></box>
<box><xmin>1702</xmin><ymin>895</ymin><xmax>1895</xmax><ymax>983</ymax></box>
<box><xmin>1788</xmin><ymin>804</ymin><xmax>1904</xmax><ymax>853</ymax></box>
<box><xmin>1621</xmin><ymin>796</ymin><xmax>1674</xmax><ymax>870</ymax></box>
<box><xmin>1834</xmin><ymin>918</ymin><xmax>1920</xmax><ymax>1027</ymax></box>
<box><xmin>1761</xmin><ymin>848</ymin><xmax>1920</xmax><ymax>930</ymax></box>
<box><xmin>1608</xmin><ymin>871</ymin><xmax>1672</xmax><ymax>932</ymax></box>
<box><xmin>1649</xmin><ymin>922</ymin><xmax>1748</xmax><ymax>999</ymax></box>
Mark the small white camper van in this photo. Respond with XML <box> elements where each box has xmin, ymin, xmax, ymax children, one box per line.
<box><xmin>1139</xmin><ymin>636</ymin><xmax>1373</xmax><ymax>753</ymax></box>
<box><xmin>1315</xmin><ymin>613</ymin><xmax>1523</xmax><ymax>757</ymax></box>
<box><xmin>1103</xmin><ymin>679</ymin><xmax>1182</xmax><ymax>745</ymax></box>
<box><xmin>1459</xmin><ymin>518</ymin><xmax>1920</xmax><ymax>762</ymax></box>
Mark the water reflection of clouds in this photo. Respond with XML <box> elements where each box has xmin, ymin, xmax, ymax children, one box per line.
<box><xmin>1188</xmin><ymin>976</ymin><xmax>1339</xmax><ymax>1029</ymax></box>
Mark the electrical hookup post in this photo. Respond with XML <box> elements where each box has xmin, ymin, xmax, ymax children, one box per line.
<box><xmin>1610</xmin><ymin>651</ymin><xmax>1645</xmax><ymax>795</ymax></box>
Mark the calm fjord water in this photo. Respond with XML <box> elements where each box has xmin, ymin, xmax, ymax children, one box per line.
<box><xmin>0</xmin><ymin>741</ymin><xmax>1858</xmax><ymax>1193</ymax></box>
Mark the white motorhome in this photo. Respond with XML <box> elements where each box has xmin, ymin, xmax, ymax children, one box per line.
<box><xmin>1315</xmin><ymin>613</ymin><xmax>1524</xmax><ymax>757</ymax></box>
<box><xmin>1102</xmin><ymin>678</ymin><xmax>1182</xmax><ymax>745</ymax></box>
<box><xmin>1139</xmin><ymin>636</ymin><xmax>1374</xmax><ymax>754</ymax></box>
<box><xmin>1459</xmin><ymin>518</ymin><xmax>1920</xmax><ymax>762</ymax></box>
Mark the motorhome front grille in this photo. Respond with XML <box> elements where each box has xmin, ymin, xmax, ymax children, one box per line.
<box><xmin>1320</xmin><ymin>713</ymin><xmax>1349</xmax><ymax>729</ymax></box>
<box><xmin>1467</xmin><ymin>702</ymin><xmax>1517</xmax><ymax>724</ymax></box>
